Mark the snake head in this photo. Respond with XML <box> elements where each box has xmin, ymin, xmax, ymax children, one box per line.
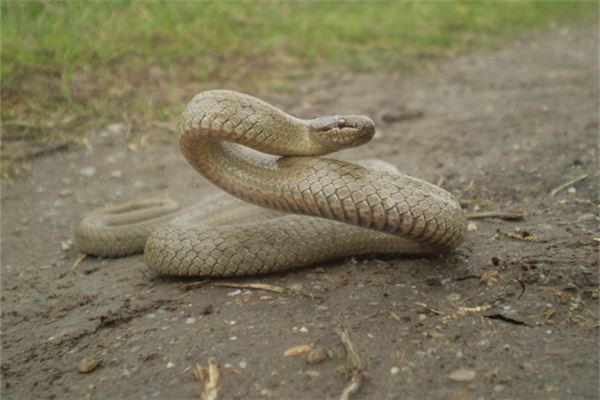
<box><xmin>309</xmin><ymin>115</ymin><xmax>376</xmax><ymax>154</ymax></box>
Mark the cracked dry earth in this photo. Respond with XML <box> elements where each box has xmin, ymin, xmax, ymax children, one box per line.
<box><xmin>2</xmin><ymin>27</ymin><xmax>599</xmax><ymax>399</ymax></box>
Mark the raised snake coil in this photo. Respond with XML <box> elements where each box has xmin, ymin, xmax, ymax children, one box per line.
<box><xmin>75</xmin><ymin>90</ymin><xmax>467</xmax><ymax>277</ymax></box>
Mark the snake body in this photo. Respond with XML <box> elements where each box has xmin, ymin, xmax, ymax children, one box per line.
<box><xmin>75</xmin><ymin>90</ymin><xmax>466</xmax><ymax>276</ymax></box>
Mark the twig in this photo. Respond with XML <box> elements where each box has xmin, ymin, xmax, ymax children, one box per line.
<box><xmin>460</xmin><ymin>198</ymin><xmax>487</xmax><ymax>207</ymax></box>
<box><xmin>498</xmin><ymin>230</ymin><xmax>539</xmax><ymax>242</ymax></box>
<box><xmin>550</xmin><ymin>174</ymin><xmax>588</xmax><ymax>196</ymax></box>
<box><xmin>335</xmin><ymin>327</ymin><xmax>363</xmax><ymax>400</ymax></box>
<box><xmin>467</xmin><ymin>210</ymin><xmax>526</xmax><ymax>221</ymax></box>
<box><xmin>70</xmin><ymin>254</ymin><xmax>87</xmax><ymax>273</ymax></box>
<box><xmin>182</xmin><ymin>280</ymin><xmax>210</xmax><ymax>291</ymax></box>
<box><xmin>8</xmin><ymin>140</ymin><xmax>73</xmax><ymax>161</ymax></box>
<box><xmin>415</xmin><ymin>302</ymin><xmax>444</xmax><ymax>315</ymax></box>
<box><xmin>194</xmin><ymin>358</ymin><xmax>221</xmax><ymax>400</ymax></box>
<box><xmin>211</xmin><ymin>282</ymin><xmax>285</xmax><ymax>294</ymax></box>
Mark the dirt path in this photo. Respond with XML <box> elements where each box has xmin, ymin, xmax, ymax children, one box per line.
<box><xmin>2</xmin><ymin>27</ymin><xmax>598</xmax><ymax>399</ymax></box>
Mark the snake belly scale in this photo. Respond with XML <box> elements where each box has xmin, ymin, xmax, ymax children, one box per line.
<box><xmin>74</xmin><ymin>90</ymin><xmax>467</xmax><ymax>276</ymax></box>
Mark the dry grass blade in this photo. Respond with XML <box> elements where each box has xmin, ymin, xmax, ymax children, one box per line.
<box><xmin>335</xmin><ymin>327</ymin><xmax>363</xmax><ymax>400</ymax></box>
<box><xmin>467</xmin><ymin>210</ymin><xmax>526</xmax><ymax>220</ymax></box>
<box><xmin>69</xmin><ymin>254</ymin><xmax>87</xmax><ymax>273</ymax></box>
<box><xmin>211</xmin><ymin>282</ymin><xmax>286</xmax><ymax>293</ymax></box>
<box><xmin>194</xmin><ymin>357</ymin><xmax>221</xmax><ymax>400</ymax></box>
<box><xmin>549</xmin><ymin>174</ymin><xmax>588</xmax><ymax>196</ymax></box>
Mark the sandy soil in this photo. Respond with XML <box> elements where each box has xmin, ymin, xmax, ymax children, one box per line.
<box><xmin>2</xmin><ymin>27</ymin><xmax>598</xmax><ymax>400</ymax></box>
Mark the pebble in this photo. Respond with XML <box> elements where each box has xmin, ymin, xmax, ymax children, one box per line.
<box><xmin>467</xmin><ymin>222</ymin><xmax>478</xmax><ymax>232</ymax></box>
<box><xmin>306</xmin><ymin>347</ymin><xmax>329</xmax><ymax>364</ymax></box>
<box><xmin>101</xmin><ymin>123</ymin><xmax>126</xmax><ymax>137</ymax></box>
<box><xmin>390</xmin><ymin>366</ymin><xmax>400</xmax><ymax>375</ymax></box>
<box><xmin>284</xmin><ymin>345</ymin><xmax>312</xmax><ymax>357</ymax></box>
<box><xmin>61</xmin><ymin>240</ymin><xmax>72</xmax><ymax>251</ymax></box>
<box><xmin>578</xmin><ymin>265</ymin><xmax>592</xmax><ymax>275</ymax></box>
<box><xmin>304</xmin><ymin>370</ymin><xmax>320</xmax><ymax>378</ymax></box>
<box><xmin>79</xmin><ymin>167</ymin><xmax>96</xmax><ymax>177</ymax></box>
<box><xmin>446</xmin><ymin>292</ymin><xmax>461</xmax><ymax>302</ymax></box>
<box><xmin>299</xmin><ymin>326</ymin><xmax>308</xmax><ymax>333</ymax></box>
<box><xmin>166</xmin><ymin>361</ymin><xmax>175</xmax><ymax>369</ymax></box>
<box><xmin>578</xmin><ymin>213</ymin><xmax>596</xmax><ymax>221</ymax></box>
<box><xmin>239</xmin><ymin>360</ymin><xmax>247</xmax><ymax>369</ymax></box>
<box><xmin>522</xmin><ymin>362</ymin><xmax>533</xmax><ymax>371</ymax></box>
<box><xmin>494</xmin><ymin>384</ymin><xmax>505</xmax><ymax>392</ymax></box>
<box><xmin>185</xmin><ymin>317</ymin><xmax>196</xmax><ymax>325</ymax></box>
<box><xmin>110</xmin><ymin>170</ymin><xmax>122</xmax><ymax>178</ymax></box>
<box><xmin>79</xmin><ymin>356</ymin><xmax>99</xmax><ymax>373</ymax></box>
<box><xmin>448</xmin><ymin>368</ymin><xmax>476</xmax><ymax>382</ymax></box>
<box><xmin>567</xmin><ymin>187</ymin><xmax>576</xmax><ymax>194</ymax></box>
<box><xmin>59</xmin><ymin>189</ymin><xmax>73</xmax><ymax>197</ymax></box>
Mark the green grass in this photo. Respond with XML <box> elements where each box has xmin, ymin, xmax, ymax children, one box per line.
<box><xmin>1</xmin><ymin>1</ymin><xmax>597</xmax><ymax>147</ymax></box>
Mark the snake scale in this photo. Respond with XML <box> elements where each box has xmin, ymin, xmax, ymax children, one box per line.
<box><xmin>74</xmin><ymin>90</ymin><xmax>467</xmax><ymax>277</ymax></box>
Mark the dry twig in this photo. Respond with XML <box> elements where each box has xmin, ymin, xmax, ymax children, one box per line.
<box><xmin>467</xmin><ymin>210</ymin><xmax>526</xmax><ymax>221</ymax></box>
<box><xmin>550</xmin><ymin>174</ymin><xmax>588</xmax><ymax>196</ymax></box>
<box><xmin>211</xmin><ymin>282</ymin><xmax>285</xmax><ymax>293</ymax></box>
<box><xmin>335</xmin><ymin>327</ymin><xmax>363</xmax><ymax>400</ymax></box>
<box><xmin>194</xmin><ymin>357</ymin><xmax>221</xmax><ymax>400</ymax></box>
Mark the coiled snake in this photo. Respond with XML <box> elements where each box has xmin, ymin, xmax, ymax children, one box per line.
<box><xmin>74</xmin><ymin>90</ymin><xmax>467</xmax><ymax>277</ymax></box>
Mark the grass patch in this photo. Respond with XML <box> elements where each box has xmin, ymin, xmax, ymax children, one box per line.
<box><xmin>1</xmin><ymin>1</ymin><xmax>597</xmax><ymax>147</ymax></box>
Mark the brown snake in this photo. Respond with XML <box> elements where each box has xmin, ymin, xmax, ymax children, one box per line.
<box><xmin>74</xmin><ymin>90</ymin><xmax>467</xmax><ymax>276</ymax></box>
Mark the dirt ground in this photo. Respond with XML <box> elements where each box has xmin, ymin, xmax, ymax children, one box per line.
<box><xmin>2</xmin><ymin>27</ymin><xmax>599</xmax><ymax>400</ymax></box>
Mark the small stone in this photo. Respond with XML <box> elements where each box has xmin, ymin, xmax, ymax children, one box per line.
<box><xmin>304</xmin><ymin>370</ymin><xmax>320</xmax><ymax>378</ymax></box>
<box><xmin>418</xmin><ymin>314</ymin><xmax>427</xmax><ymax>321</ymax></box>
<box><xmin>578</xmin><ymin>266</ymin><xmax>592</xmax><ymax>275</ymax></box>
<box><xmin>79</xmin><ymin>167</ymin><xmax>96</xmax><ymax>177</ymax></box>
<box><xmin>467</xmin><ymin>222</ymin><xmax>478</xmax><ymax>232</ymax></box>
<box><xmin>567</xmin><ymin>187</ymin><xmax>576</xmax><ymax>194</ymax></box>
<box><xmin>447</xmin><ymin>292</ymin><xmax>461</xmax><ymax>302</ymax></box>
<box><xmin>59</xmin><ymin>189</ymin><xmax>73</xmax><ymax>197</ymax></box>
<box><xmin>79</xmin><ymin>356</ymin><xmax>99</xmax><ymax>373</ymax></box>
<box><xmin>306</xmin><ymin>347</ymin><xmax>329</xmax><ymax>364</ymax></box>
<box><xmin>390</xmin><ymin>366</ymin><xmax>400</xmax><ymax>375</ymax></box>
<box><xmin>564</xmin><ymin>283</ymin><xmax>578</xmax><ymax>291</ymax></box>
<box><xmin>494</xmin><ymin>384</ymin><xmax>505</xmax><ymax>392</ymax></box>
<box><xmin>284</xmin><ymin>345</ymin><xmax>312</xmax><ymax>357</ymax></box>
<box><xmin>239</xmin><ymin>360</ymin><xmax>247</xmax><ymax>369</ymax></box>
<box><xmin>522</xmin><ymin>362</ymin><xmax>533</xmax><ymax>371</ymax></box>
<box><xmin>299</xmin><ymin>326</ymin><xmax>308</xmax><ymax>333</ymax></box>
<box><xmin>185</xmin><ymin>317</ymin><xmax>196</xmax><ymax>325</ymax></box>
<box><xmin>578</xmin><ymin>213</ymin><xmax>596</xmax><ymax>222</ymax></box>
<box><xmin>166</xmin><ymin>361</ymin><xmax>175</xmax><ymax>369</ymax></box>
<box><xmin>61</xmin><ymin>240</ymin><xmax>72</xmax><ymax>251</ymax></box>
<box><xmin>448</xmin><ymin>368</ymin><xmax>476</xmax><ymax>382</ymax></box>
<box><xmin>110</xmin><ymin>170</ymin><xmax>122</xmax><ymax>178</ymax></box>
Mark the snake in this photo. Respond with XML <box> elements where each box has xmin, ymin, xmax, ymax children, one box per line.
<box><xmin>74</xmin><ymin>90</ymin><xmax>467</xmax><ymax>277</ymax></box>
